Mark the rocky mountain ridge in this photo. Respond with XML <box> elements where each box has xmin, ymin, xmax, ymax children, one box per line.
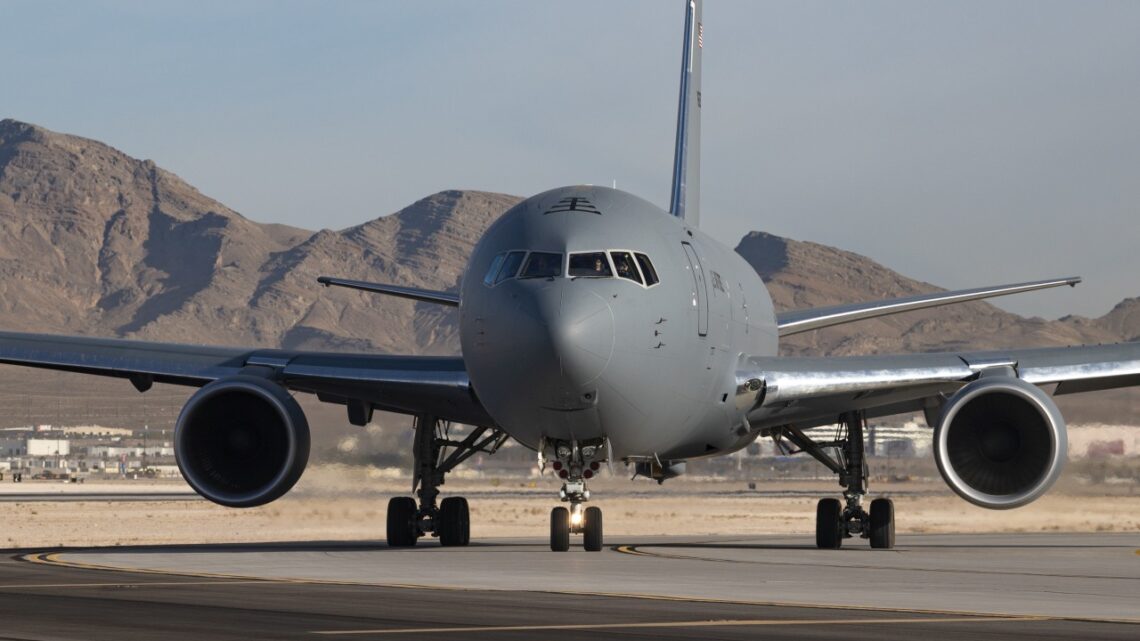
<box><xmin>1</xmin><ymin>118</ymin><xmax>1136</xmax><ymax>358</ymax></box>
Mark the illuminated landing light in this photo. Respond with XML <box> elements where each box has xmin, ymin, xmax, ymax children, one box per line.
<box><xmin>570</xmin><ymin>511</ymin><xmax>583</xmax><ymax>526</ymax></box>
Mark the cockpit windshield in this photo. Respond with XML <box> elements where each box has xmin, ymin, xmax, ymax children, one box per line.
<box><xmin>610</xmin><ymin>251</ymin><xmax>643</xmax><ymax>285</ymax></box>
<box><xmin>519</xmin><ymin>252</ymin><xmax>563</xmax><ymax>279</ymax></box>
<box><xmin>495</xmin><ymin>251</ymin><xmax>526</xmax><ymax>284</ymax></box>
<box><xmin>484</xmin><ymin>249</ymin><xmax>658</xmax><ymax>287</ymax></box>
<box><xmin>568</xmin><ymin>252</ymin><xmax>612</xmax><ymax>278</ymax></box>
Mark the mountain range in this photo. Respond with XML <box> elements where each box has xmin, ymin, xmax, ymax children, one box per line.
<box><xmin>0</xmin><ymin>118</ymin><xmax>1135</xmax><ymax>425</ymax></box>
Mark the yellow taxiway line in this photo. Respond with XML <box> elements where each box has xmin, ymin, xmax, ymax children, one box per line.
<box><xmin>311</xmin><ymin>616</ymin><xmax>1042</xmax><ymax>636</ymax></box>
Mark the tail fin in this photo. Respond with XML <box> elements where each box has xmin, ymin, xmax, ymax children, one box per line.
<box><xmin>668</xmin><ymin>0</ymin><xmax>703</xmax><ymax>227</ymax></box>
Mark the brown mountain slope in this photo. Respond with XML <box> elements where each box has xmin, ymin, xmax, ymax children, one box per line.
<box><xmin>0</xmin><ymin>119</ymin><xmax>1135</xmax><ymax>426</ymax></box>
<box><xmin>0</xmin><ymin>119</ymin><xmax>518</xmax><ymax>352</ymax></box>
<box><xmin>735</xmin><ymin>232</ymin><xmax>1130</xmax><ymax>356</ymax></box>
<box><xmin>0</xmin><ymin>119</ymin><xmax>304</xmax><ymax>343</ymax></box>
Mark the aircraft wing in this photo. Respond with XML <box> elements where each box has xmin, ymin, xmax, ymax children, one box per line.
<box><xmin>0</xmin><ymin>331</ymin><xmax>493</xmax><ymax>426</ymax></box>
<box><xmin>317</xmin><ymin>276</ymin><xmax>460</xmax><ymax>306</ymax></box>
<box><xmin>740</xmin><ymin>341</ymin><xmax>1140</xmax><ymax>431</ymax></box>
<box><xmin>776</xmin><ymin>277</ymin><xmax>1081</xmax><ymax>337</ymax></box>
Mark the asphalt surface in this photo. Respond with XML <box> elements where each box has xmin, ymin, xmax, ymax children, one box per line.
<box><xmin>0</xmin><ymin>492</ymin><xmax>199</xmax><ymax>502</ymax></box>
<box><xmin>0</xmin><ymin>534</ymin><xmax>1136</xmax><ymax>640</ymax></box>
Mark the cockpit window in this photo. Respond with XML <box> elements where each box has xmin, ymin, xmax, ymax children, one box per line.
<box><xmin>483</xmin><ymin>253</ymin><xmax>506</xmax><ymax>286</ymax></box>
<box><xmin>610</xmin><ymin>251</ymin><xmax>643</xmax><ymax>285</ymax></box>
<box><xmin>495</xmin><ymin>251</ymin><xmax>527</xmax><ymax>284</ymax></box>
<box><xmin>519</xmin><ymin>252</ymin><xmax>563</xmax><ymax>279</ymax></box>
<box><xmin>568</xmin><ymin>252</ymin><xmax>612</xmax><ymax>278</ymax></box>
<box><xmin>635</xmin><ymin>253</ymin><xmax>659</xmax><ymax>286</ymax></box>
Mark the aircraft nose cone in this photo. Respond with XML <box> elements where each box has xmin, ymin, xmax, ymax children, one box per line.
<box><xmin>550</xmin><ymin>286</ymin><xmax>615</xmax><ymax>386</ymax></box>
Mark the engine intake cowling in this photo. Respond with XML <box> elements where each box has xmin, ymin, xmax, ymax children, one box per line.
<box><xmin>934</xmin><ymin>377</ymin><xmax>1066</xmax><ymax>509</ymax></box>
<box><xmin>175</xmin><ymin>375</ymin><xmax>310</xmax><ymax>508</ymax></box>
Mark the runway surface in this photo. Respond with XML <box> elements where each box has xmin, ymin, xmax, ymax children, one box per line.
<box><xmin>2</xmin><ymin>533</ymin><xmax>1137</xmax><ymax>640</ymax></box>
<box><xmin>0</xmin><ymin>491</ymin><xmax>199</xmax><ymax>502</ymax></box>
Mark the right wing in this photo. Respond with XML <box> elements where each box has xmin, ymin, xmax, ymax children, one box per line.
<box><xmin>0</xmin><ymin>331</ymin><xmax>492</xmax><ymax>426</ymax></box>
<box><xmin>775</xmin><ymin>277</ymin><xmax>1081</xmax><ymax>337</ymax></box>
<box><xmin>738</xmin><ymin>341</ymin><xmax>1140</xmax><ymax>431</ymax></box>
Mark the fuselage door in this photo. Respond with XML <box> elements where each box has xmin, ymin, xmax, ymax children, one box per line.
<box><xmin>682</xmin><ymin>241</ymin><xmax>709</xmax><ymax>336</ymax></box>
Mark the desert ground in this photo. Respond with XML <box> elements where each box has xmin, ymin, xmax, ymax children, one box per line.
<box><xmin>1</xmin><ymin>464</ymin><xmax>1137</xmax><ymax>549</ymax></box>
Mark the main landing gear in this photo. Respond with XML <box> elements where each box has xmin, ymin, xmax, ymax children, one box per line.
<box><xmin>386</xmin><ymin>414</ymin><xmax>508</xmax><ymax>548</ymax></box>
<box><xmin>545</xmin><ymin>438</ymin><xmax>607</xmax><ymax>552</ymax></box>
<box><xmin>774</xmin><ymin>411</ymin><xmax>895</xmax><ymax>550</ymax></box>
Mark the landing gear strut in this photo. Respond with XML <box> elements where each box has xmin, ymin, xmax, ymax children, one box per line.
<box><xmin>775</xmin><ymin>411</ymin><xmax>895</xmax><ymax>549</ymax></box>
<box><xmin>386</xmin><ymin>414</ymin><xmax>508</xmax><ymax>547</ymax></box>
<box><xmin>545</xmin><ymin>438</ymin><xmax>606</xmax><ymax>552</ymax></box>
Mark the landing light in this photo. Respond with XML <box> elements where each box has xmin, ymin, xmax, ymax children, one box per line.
<box><xmin>570</xmin><ymin>512</ymin><xmax>583</xmax><ymax>526</ymax></box>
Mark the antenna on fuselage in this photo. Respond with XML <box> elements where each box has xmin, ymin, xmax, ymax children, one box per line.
<box><xmin>668</xmin><ymin>0</ymin><xmax>702</xmax><ymax>227</ymax></box>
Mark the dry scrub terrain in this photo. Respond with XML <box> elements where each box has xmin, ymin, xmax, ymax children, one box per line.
<box><xmin>1</xmin><ymin>466</ymin><xmax>1137</xmax><ymax>549</ymax></box>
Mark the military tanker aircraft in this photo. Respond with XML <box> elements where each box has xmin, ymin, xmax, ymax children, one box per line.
<box><xmin>2</xmin><ymin>0</ymin><xmax>1138</xmax><ymax>552</ymax></box>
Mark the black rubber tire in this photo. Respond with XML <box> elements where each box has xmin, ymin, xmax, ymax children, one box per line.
<box><xmin>815</xmin><ymin>498</ymin><xmax>843</xmax><ymax>549</ymax></box>
<box><xmin>438</xmin><ymin>496</ymin><xmax>470</xmax><ymax>547</ymax></box>
<box><xmin>869</xmin><ymin>497</ymin><xmax>895</xmax><ymax>549</ymax></box>
<box><xmin>386</xmin><ymin>496</ymin><xmax>419</xmax><ymax>547</ymax></box>
<box><xmin>583</xmin><ymin>506</ymin><xmax>603</xmax><ymax>552</ymax></box>
<box><xmin>550</xmin><ymin>507</ymin><xmax>570</xmax><ymax>552</ymax></box>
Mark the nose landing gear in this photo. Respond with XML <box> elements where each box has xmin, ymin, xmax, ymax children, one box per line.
<box><xmin>544</xmin><ymin>438</ymin><xmax>606</xmax><ymax>552</ymax></box>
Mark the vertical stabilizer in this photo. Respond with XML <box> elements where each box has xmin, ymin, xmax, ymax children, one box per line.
<box><xmin>668</xmin><ymin>0</ymin><xmax>702</xmax><ymax>227</ymax></box>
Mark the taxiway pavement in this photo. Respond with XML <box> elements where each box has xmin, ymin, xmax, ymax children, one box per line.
<box><xmin>1</xmin><ymin>533</ymin><xmax>1136</xmax><ymax>640</ymax></box>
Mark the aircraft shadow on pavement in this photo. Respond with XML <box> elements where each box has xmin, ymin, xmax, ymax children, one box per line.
<box><xmin>4</xmin><ymin>539</ymin><xmax>561</xmax><ymax>557</ymax></box>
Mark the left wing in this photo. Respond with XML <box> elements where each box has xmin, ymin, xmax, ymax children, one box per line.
<box><xmin>317</xmin><ymin>277</ymin><xmax>459</xmax><ymax>306</ymax></box>
<box><xmin>0</xmin><ymin>331</ymin><xmax>492</xmax><ymax>426</ymax></box>
<box><xmin>738</xmin><ymin>341</ymin><xmax>1140</xmax><ymax>431</ymax></box>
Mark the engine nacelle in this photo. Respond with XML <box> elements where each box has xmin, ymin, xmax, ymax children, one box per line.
<box><xmin>175</xmin><ymin>375</ymin><xmax>310</xmax><ymax>508</ymax></box>
<box><xmin>934</xmin><ymin>377</ymin><xmax>1067</xmax><ymax>509</ymax></box>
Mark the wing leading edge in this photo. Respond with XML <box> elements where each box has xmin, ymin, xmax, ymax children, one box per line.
<box><xmin>737</xmin><ymin>341</ymin><xmax>1140</xmax><ymax>431</ymax></box>
<box><xmin>0</xmin><ymin>331</ymin><xmax>492</xmax><ymax>426</ymax></box>
<box><xmin>776</xmin><ymin>277</ymin><xmax>1081</xmax><ymax>337</ymax></box>
<box><xmin>317</xmin><ymin>276</ymin><xmax>459</xmax><ymax>306</ymax></box>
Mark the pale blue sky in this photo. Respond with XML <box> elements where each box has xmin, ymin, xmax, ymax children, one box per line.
<box><xmin>4</xmin><ymin>1</ymin><xmax>1138</xmax><ymax>319</ymax></box>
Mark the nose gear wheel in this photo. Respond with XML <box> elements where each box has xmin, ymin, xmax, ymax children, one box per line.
<box><xmin>544</xmin><ymin>437</ymin><xmax>607</xmax><ymax>552</ymax></box>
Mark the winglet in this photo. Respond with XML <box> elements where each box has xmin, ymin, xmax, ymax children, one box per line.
<box><xmin>317</xmin><ymin>277</ymin><xmax>460</xmax><ymax>307</ymax></box>
<box><xmin>776</xmin><ymin>277</ymin><xmax>1081</xmax><ymax>337</ymax></box>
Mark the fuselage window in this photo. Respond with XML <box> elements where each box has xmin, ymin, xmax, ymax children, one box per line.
<box><xmin>483</xmin><ymin>253</ymin><xmax>506</xmax><ymax>286</ymax></box>
<box><xmin>610</xmin><ymin>251</ymin><xmax>644</xmax><ymax>285</ymax></box>
<box><xmin>495</xmin><ymin>251</ymin><xmax>527</xmax><ymax>284</ymax></box>
<box><xmin>635</xmin><ymin>253</ymin><xmax>659</xmax><ymax>286</ymax></box>
<box><xmin>568</xmin><ymin>252</ymin><xmax>612</xmax><ymax>278</ymax></box>
<box><xmin>519</xmin><ymin>252</ymin><xmax>563</xmax><ymax>279</ymax></box>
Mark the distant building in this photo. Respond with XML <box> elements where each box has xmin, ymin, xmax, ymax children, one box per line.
<box><xmin>26</xmin><ymin>438</ymin><xmax>70</xmax><ymax>457</ymax></box>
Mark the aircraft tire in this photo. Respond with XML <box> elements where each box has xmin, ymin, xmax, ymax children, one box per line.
<box><xmin>386</xmin><ymin>496</ymin><xmax>419</xmax><ymax>547</ymax></box>
<box><xmin>815</xmin><ymin>498</ymin><xmax>843</xmax><ymax>549</ymax></box>
<box><xmin>438</xmin><ymin>496</ymin><xmax>470</xmax><ymax>547</ymax></box>
<box><xmin>550</xmin><ymin>507</ymin><xmax>570</xmax><ymax>552</ymax></box>
<box><xmin>869</xmin><ymin>498</ymin><xmax>895</xmax><ymax>549</ymax></box>
<box><xmin>583</xmin><ymin>506</ymin><xmax>603</xmax><ymax>552</ymax></box>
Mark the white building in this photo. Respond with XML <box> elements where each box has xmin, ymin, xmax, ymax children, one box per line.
<box><xmin>26</xmin><ymin>438</ymin><xmax>70</xmax><ymax>457</ymax></box>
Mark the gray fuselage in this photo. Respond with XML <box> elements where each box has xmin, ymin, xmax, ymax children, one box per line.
<box><xmin>460</xmin><ymin>186</ymin><xmax>777</xmax><ymax>461</ymax></box>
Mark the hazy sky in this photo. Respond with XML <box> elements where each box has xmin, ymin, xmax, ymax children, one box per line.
<box><xmin>4</xmin><ymin>1</ymin><xmax>1138</xmax><ymax>319</ymax></box>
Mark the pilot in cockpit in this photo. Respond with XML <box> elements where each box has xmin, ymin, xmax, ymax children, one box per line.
<box><xmin>615</xmin><ymin>257</ymin><xmax>634</xmax><ymax>279</ymax></box>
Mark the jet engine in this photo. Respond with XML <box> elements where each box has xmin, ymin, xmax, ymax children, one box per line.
<box><xmin>933</xmin><ymin>377</ymin><xmax>1067</xmax><ymax>509</ymax></box>
<box><xmin>175</xmin><ymin>375</ymin><xmax>310</xmax><ymax>508</ymax></box>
